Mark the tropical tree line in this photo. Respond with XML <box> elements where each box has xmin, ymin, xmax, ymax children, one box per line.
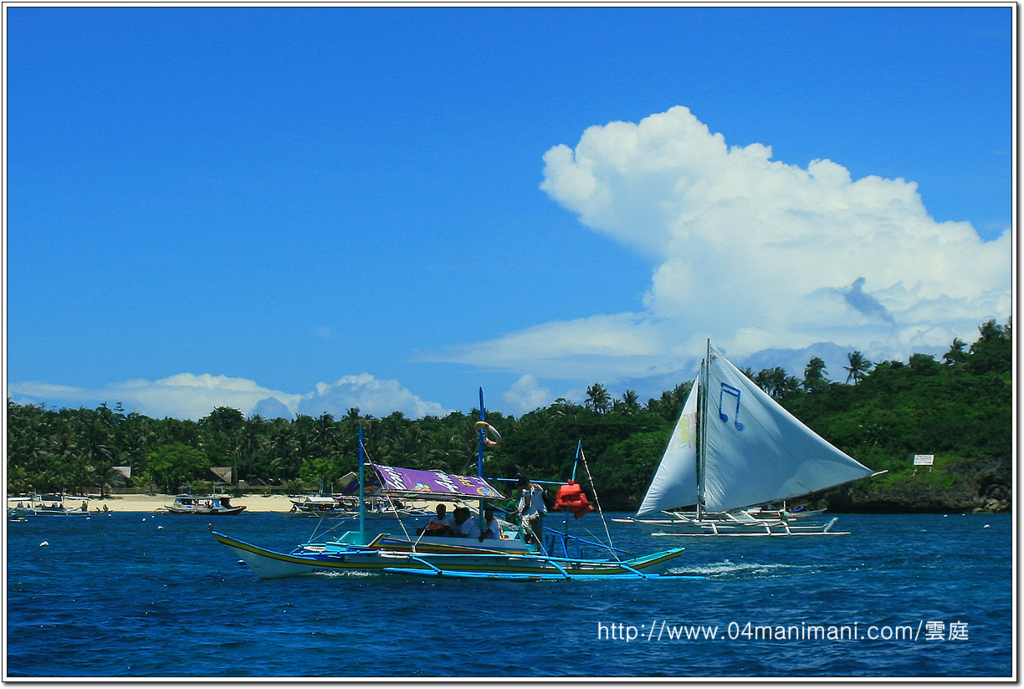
<box><xmin>6</xmin><ymin>320</ymin><xmax>1011</xmax><ymax>511</ymax></box>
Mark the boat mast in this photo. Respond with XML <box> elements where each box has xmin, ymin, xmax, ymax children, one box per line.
<box><xmin>358</xmin><ymin>424</ymin><xmax>365</xmax><ymax>544</ymax></box>
<box><xmin>697</xmin><ymin>339</ymin><xmax>710</xmax><ymax>520</ymax></box>
<box><xmin>478</xmin><ymin>388</ymin><xmax>485</xmax><ymax>478</ymax></box>
<box><xmin>478</xmin><ymin>388</ymin><xmax>487</xmax><ymax>532</ymax></box>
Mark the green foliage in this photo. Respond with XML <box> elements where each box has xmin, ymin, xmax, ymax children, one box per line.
<box><xmin>6</xmin><ymin>320</ymin><xmax>1011</xmax><ymax>512</ymax></box>
<box><xmin>148</xmin><ymin>443</ymin><xmax>210</xmax><ymax>493</ymax></box>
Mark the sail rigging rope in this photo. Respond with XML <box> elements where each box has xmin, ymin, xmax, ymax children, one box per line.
<box><xmin>579</xmin><ymin>446</ymin><xmax>618</xmax><ymax>561</ymax></box>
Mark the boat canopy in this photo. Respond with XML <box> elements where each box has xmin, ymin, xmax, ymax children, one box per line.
<box><xmin>301</xmin><ymin>496</ymin><xmax>338</xmax><ymax>505</ymax></box>
<box><xmin>366</xmin><ymin>464</ymin><xmax>504</xmax><ymax>501</ymax></box>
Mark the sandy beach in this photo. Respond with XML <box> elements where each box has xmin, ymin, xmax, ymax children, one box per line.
<box><xmin>108</xmin><ymin>494</ymin><xmax>298</xmax><ymax>513</ymax></box>
<box><xmin>5</xmin><ymin>494</ymin><xmax>298</xmax><ymax>513</ymax></box>
<box><xmin>8</xmin><ymin>494</ymin><xmax>459</xmax><ymax>514</ymax></box>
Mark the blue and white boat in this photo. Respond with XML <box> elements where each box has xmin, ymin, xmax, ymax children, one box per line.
<box><xmin>214</xmin><ymin>391</ymin><xmax>687</xmax><ymax>581</ymax></box>
<box><xmin>7</xmin><ymin>493</ymin><xmax>92</xmax><ymax>517</ymax></box>
<box><xmin>214</xmin><ymin>463</ymin><xmax>685</xmax><ymax>580</ymax></box>
<box><xmin>162</xmin><ymin>494</ymin><xmax>246</xmax><ymax>515</ymax></box>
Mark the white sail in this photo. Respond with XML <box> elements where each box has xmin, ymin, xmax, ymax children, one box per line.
<box><xmin>636</xmin><ymin>378</ymin><xmax>700</xmax><ymax>516</ymax></box>
<box><xmin>701</xmin><ymin>345</ymin><xmax>874</xmax><ymax>513</ymax></box>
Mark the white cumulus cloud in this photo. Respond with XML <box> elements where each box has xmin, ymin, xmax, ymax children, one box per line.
<box><xmin>501</xmin><ymin>375</ymin><xmax>553</xmax><ymax>414</ymax></box>
<box><xmin>296</xmin><ymin>374</ymin><xmax>451</xmax><ymax>419</ymax></box>
<box><xmin>431</xmin><ymin>106</ymin><xmax>1010</xmax><ymax>379</ymax></box>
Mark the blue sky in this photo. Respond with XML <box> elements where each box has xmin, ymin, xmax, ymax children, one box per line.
<box><xmin>6</xmin><ymin>6</ymin><xmax>1013</xmax><ymax>420</ymax></box>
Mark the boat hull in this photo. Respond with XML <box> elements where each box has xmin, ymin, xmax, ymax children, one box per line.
<box><xmin>613</xmin><ymin>515</ymin><xmax>847</xmax><ymax>537</ymax></box>
<box><xmin>286</xmin><ymin>509</ymin><xmax>427</xmax><ymax>520</ymax></box>
<box><xmin>7</xmin><ymin>506</ymin><xmax>92</xmax><ymax>517</ymax></box>
<box><xmin>213</xmin><ymin>532</ymin><xmax>685</xmax><ymax>580</ymax></box>
<box><xmin>163</xmin><ymin>506</ymin><xmax>247</xmax><ymax>515</ymax></box>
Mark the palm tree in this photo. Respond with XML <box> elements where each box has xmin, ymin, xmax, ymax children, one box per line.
<box><xmin>614</xmin><ymin>390</ymin><xmax>641</xmax><ymax>414</ymax></box>
<box><xmin>942</xmin><ymin>338</ymin><xmax>968</xmax><ymax>366</ymax></box>
<box><xmin>803</xmin><ymin>357</ymin><xmax>829</xmax><ymax>393</ymax></box>
<box><xmin>844</xmin><ymin>351</ymin><xmax>872</xmax><ymax>384</ymax></box>
<box><xmin>754</xmin><ymin>367</ymin><xmax>795</xmax><ymax>400</ymax></box>
<box><xmin>585</xmin><ymin>383</ymin><xmax>612</xmax><ymax>414</ymax></box>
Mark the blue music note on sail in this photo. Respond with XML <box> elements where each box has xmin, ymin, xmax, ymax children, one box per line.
<box><xmin>718</xmin><ymin>383</ymin><xmax>745</xmax><ymax>431</ymax></box>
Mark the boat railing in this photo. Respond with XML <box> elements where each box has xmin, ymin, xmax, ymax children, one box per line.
<box><xmin>541</xmin><ymin>526</ymin><xmax>630</xmax><ymax>561</ymax></box>
<box><xmin>383</xmin><ymin>550</ymin><xmax>652</xmax><ymax>580</ymax></box>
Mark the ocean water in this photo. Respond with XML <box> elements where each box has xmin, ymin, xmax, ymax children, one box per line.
<box><xmin>4</xmin><ymin>512</ymin><xmax>1013</xmax><ymax>678</ymax></box>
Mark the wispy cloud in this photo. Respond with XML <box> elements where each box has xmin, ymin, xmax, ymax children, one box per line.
<box><xmin>10</xmin><ymin>372</ymin><xmax>450</xmax><ymax>421</ymax></box>
<box><xmin>426</xmin><ymin>106</ymin><xmax>1010</xmax><ymax>379</ymax></box>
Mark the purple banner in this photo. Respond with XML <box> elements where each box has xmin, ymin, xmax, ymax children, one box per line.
<box><xmin>368</xmin><ymin>464</ymin><xmax>504</xmax><ymax>499</ymax></box>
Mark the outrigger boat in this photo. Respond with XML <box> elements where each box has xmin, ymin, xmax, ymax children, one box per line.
<box><xmin>288</xmin><ymin>482</ymin><xmax>430</xmax><ymax>520</ymax></box>
<box><xmin>161</xmin><ymin>494</ymin><xmax>246</xmax><ymax>515</ymax></box>
<box><xmin>614</xmin><ymin>342</ymin><xmax>882</xmax><ymax>537</ymax></box>
<box><xmin>7</xmin><ymin>493</ymin><xmax>92</xmax><ymax>517</ymax></box>
<box><xmin>214</xmin><ymin>391</ymin><xmax>687</xmax><ymax>580</ymax></box>
<box><xmin>214</xmin><ymin>464</ymin><xmax>684</xmax><ymax>580</ymax></box>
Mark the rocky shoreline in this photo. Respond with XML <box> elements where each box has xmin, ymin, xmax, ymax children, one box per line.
<box><xmin>819</xmin><ymin>456</ymin><xmax>1011</xmax><ymax>514</ymax></box>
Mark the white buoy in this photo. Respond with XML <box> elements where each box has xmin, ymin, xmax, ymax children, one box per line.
<box><xmin>39</xmin><ymin>541</ymin><xmax>49</xmax><ymax>547</ymax></box>
<box><xmin>157</xmin><ymin>525</ymin><xmax>164</xmax><ymax>530</ymax></box>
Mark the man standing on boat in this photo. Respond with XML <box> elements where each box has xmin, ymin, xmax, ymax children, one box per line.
<box><xmin>515</xmin><ymin>477</ymin><xmax>547</xmax><ymax>544</ymax></box>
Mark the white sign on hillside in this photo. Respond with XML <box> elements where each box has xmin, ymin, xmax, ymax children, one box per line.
<box><xmin>913</xmin><ymin>454</ymin><xmax>935</xmax><ymax>466</ymax></box>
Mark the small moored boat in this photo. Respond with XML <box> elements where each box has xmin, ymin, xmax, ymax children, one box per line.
<box><xmin>161</xmin><ymin>494</ymin><xmax>246</xmax><ymax>515</ymax></box>
<box><xmin>7</xmin><ymin>494</ymin><xmax>92</xmax><ymax>517</ymax></box>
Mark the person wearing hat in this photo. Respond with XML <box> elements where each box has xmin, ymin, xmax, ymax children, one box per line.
<box><xmin>515</xmin><ymin>477</ymin><xmax>547</xmax><ymax>544</ymax></box>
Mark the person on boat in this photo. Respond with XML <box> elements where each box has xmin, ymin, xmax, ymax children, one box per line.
<box><xmin>479</xmin><ymin>507</ymin><xmax>502</xmax><ymax>541</ymax></box>
<box><xmin>515</xmin><ymin>477</ymin><xmax>547</xmax><ymax>544</ymax></box>
<box><xmin>420</xmin><ymin>504</ymin><xmax>455</xmax><ymax>537</ymax></box>
<box><xmin>452</xmin><ymin>507</ymin><xmax>480</xmax><ymax>539</ymax></box>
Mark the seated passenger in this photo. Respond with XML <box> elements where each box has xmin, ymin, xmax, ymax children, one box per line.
<box><xmin>479</xmin><ymin>507</ymin><xmax>504</xmax><ymax>541</ymax></box>
<box><xmin>452</xmin><ymin>507</ymin><xmax>480</xmax><ymax>539</ymax></box>
<box><xmin>419</xmin><ymin>504</ymin><xmax>455</xmax><ymax>537</ymax></box>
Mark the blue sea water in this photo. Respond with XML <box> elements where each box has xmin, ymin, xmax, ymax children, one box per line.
<box><xmin>4</xmin><ymin>512</ymin><xmax>1013</xmax><ymax>678</ymax></box>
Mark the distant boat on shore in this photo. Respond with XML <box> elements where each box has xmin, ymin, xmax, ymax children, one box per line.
<box><xmin>159</xmin><ymin>494</ymin><xmax>247</xmax><ymax>515</ymax></box>
<box><xmin>7</xmin><ymin>493</ymin><xmax>92</xmax><ymax>518</ymax></box>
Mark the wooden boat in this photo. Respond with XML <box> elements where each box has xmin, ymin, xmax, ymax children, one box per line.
<box><xmin>161</xmin><ymin>494</ymin><xmax>246</xmax><ymax>515</ymax></box>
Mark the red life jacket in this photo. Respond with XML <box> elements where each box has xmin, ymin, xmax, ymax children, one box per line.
<box><xmin>553</xmin><ymin>480</ymin><xmax>594</xmax><ymax>519</ymax></box>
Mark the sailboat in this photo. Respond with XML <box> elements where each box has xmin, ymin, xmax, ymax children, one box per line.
<box><xmin>614</xmin><ymin>343</ymin><xmax>881</xmax><ymax>537</ymax></box>
<box><xmin>213</xmin><ymin>391</ymin><xmax>687</xmax><ymax>579</ymax></box>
